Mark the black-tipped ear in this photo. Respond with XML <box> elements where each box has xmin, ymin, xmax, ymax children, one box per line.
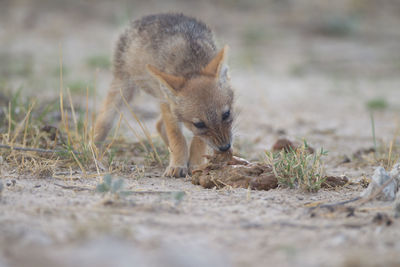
<box><xmin>201</xmin><ymin>45</ymin><xmax>228</xmax><ymax>78</ymax></box>
<box><xmin>147</xmin><ymin>64</ymin><xmax>186</xmax><ymax>94</ymax></box>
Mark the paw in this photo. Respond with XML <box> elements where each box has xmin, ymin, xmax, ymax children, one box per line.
<box><xmin>188</xmin><ymin>164</ymin><xmax>202</xmax><ymax>174</ymax></box>
<box><xmin>164</xmin><ymin>165</ymin><xmax>188</xmax><ymax>178</ymax></box>
<box><xmin>189</xmin><ymin>157</ymin><xmax>206</xmax><ymax>173</ymax></box>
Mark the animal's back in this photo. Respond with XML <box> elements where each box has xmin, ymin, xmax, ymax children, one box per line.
<box><xmin>114</xmin><ymin>13</ymin><xmax>217</xmax><ymax>87</ymax></box>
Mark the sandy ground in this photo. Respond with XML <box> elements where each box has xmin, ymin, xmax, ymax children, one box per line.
<box><xmin>1</xmin><ymin>1</ymin><xmax>400</xmax><ymax>266</ymax></box>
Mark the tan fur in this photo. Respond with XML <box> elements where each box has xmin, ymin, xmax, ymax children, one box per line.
<box><xmin>94</xmin><ymin>13</ymin><xmax>234</xmax><ymax>177</ymax></box>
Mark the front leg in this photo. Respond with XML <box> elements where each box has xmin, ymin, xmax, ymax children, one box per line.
<box><xmin>189</xmin><ymin>136</ymin><xmax>207</xmax><ymax>172</ymax></box>
<box><xmin>160</xmin><ymin>103</ymin><xmax>189</xmax><ymax>177</ymax></box>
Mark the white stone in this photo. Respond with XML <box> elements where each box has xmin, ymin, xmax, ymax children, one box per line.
<box><xmin>361</xmin><ymin>166</ymin><xmax>397</xmax><ymax>201</ymax></box>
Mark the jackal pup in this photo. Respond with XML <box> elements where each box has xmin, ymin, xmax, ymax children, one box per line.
<box><xmin>94</xmin><ymin>13</ymin><xmax>234</xmax><ymax>177</ymax></box>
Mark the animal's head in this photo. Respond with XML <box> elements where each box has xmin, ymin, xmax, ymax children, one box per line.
<box><xmin>147</xmin><ymin>46</ymin><xmax>234</xmax><ymax>152</ymax></box>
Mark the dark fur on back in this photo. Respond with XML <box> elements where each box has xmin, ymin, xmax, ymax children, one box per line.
<box><xmin>114</xmin><ymin>13</ymin><xmax>217</xmax><ymax>78</ymax></box>
<box><xmin>134</xmin><ymin>13</ymin><xmax>215</xmax><ymax>49</ymax></box>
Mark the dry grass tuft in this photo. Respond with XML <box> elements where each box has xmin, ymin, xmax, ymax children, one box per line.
<box><xmin>0</xmin><ymin>49</ymin><xmax>166</xmax><ymax>179</ymax></box>
<box><xmin>265</xmin><ymin>141</ymin><xmax>328</xmax><ymax>192</ymax></box>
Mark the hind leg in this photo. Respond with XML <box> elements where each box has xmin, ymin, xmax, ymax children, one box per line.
<box><xmin>94</xmin><ymin>76</ymin><xmax>135</xmax><ymax>143</ymax></box>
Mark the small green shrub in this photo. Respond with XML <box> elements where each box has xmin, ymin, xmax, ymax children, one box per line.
<box><xmin>366</xmin><ymin>97</ymin><xmax>388</xmax><ymax>111</ymax></box>
<box><xmin>96</xmin><ymin>174</ymin><xmax>129</xmax><ymax>198</ymax></box>
<box><xmin>265</xmin><ymin>141</ymin><xmax>328</xmax><ymax>192</ymax></box>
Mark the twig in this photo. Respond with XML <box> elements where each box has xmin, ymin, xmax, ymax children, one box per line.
<box><xmin>120</xmin><ymin>190</ymin><xmax>185</xmax><ymax>195</ymax></box>
<box><xmin>311</xmin><ymin>196</ymin><xmax>361</xmax><ymax>210</ymax></box>
<box><xmin>274</xmin><ymin>221</ymin><xmax>369</xmax><ymax>230</ymax></box>
<box><xmin>53</xmin><ymin>172</ymin><xmax>109</xmax><ymax>180</ymax></box>
<box><xmin>0</xmin><ymin>144</ymin><xmax>79</xmax><ymax>154</ymax></box>
<box><xmin>54</xmin><ymin>183</ymin><xmax>91</xmax><ymax>191</ymax></box>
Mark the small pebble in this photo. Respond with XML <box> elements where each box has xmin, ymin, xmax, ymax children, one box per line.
<box><xmin>340</xmin><ymin>155</ymin><xmax>351</xmax><ymax>164</ymax></box>
<box><xmin>276</xmin><ymin>129</ymin><xmax>286</xmax><ymax>135</ymax></box>
<box><xmin>6</xmin><ymin>180</ymin><xmax>16</xmax><ymax>187</ymax></box>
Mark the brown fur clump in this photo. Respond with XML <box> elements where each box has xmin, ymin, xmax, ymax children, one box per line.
<box><xmin>192</xmin><ymin>152</ymin><xmax>278</xmax><ymax>191</ymax></box>
<box><xmin>272</xmin><ymin>138</ymin><xmax>314</xmax><ymax>154</ymax></box>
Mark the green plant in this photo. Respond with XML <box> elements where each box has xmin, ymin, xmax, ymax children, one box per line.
<box><xmin>366</xmin><ymin>97</ymin><xmax>388</xmax><ymax>153</ymax></box>
<box><xmin>67</xmin><ymin>80</ymin><xmax>92</xmax><ymax>95</ymax></box>
<box><xmin>86</xmin><ymin>54</ymin><xmax>111</xmax><ymax>69</ymax></box>
<box><xmin>96</xmin><ymin>174</ymin><xmax>129</xmax><ymax>198</ymax></box>
<box><xmin>366</xmin><ymin>97</ymin><xmax>388</xmax><ymax>111</ymax></box>
<box><xmin>316</xmin><ymin>16</ymin><xmax>356</xmax><ymax>37</ymax></box>
<box><xmin>265</xmin><ymin>141</ymin><xmax>328</xmax><ymax>192</ymax></box>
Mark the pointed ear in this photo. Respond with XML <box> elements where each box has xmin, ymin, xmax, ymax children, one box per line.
<box><xmin>146</xmin><ymin>64</ymin><xmax>186</xmax><ymax>94</ymax></box>
<box><xmin>201</xmin><ymin>45</ymin><xmax>228</xmax><ymax>77</ymax></box>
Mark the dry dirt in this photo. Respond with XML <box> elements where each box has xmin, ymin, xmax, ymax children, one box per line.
<box><xmin>1</xmin><ymin>1</ymin><xmax>400</xmax><ymax>267</ymax></box>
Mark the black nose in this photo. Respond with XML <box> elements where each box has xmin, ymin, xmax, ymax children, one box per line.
<box><xmin>219</xmin><ymin>143</ymin><xmax>231</xmax><ymax>152</ymax></box>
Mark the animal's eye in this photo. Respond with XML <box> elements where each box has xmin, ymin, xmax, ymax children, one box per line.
<box><xmin>193</xmin><ymin>121</ymin><xmax>206</xmax><ymax>129</ymax></box>
<box><xmin>222</xmin><ymin>110</ymin><xmax>230</xmax><ymax>121</ymax></box>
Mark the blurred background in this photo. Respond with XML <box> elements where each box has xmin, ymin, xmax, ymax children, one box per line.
<box><xmin>1</xmin><ymin>0</ymin><xmax>400</xmax><ymax>153</ymax></box>
<box><xmin>1</xmin><ymin>0</ymin><xmax>400</xmax><ymax>83</ymax></box>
